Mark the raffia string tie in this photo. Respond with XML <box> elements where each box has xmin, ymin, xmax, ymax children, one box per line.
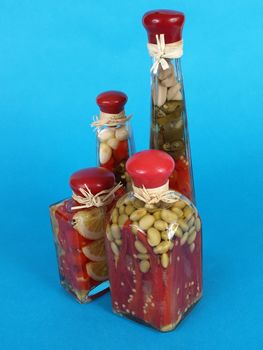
<box><xmin>132</xmin><ymin>181</ymin><xmax>181</xmax><ymax>208</ymax></box>
<box><xmin>71</xmin><ymin>182</ymin><xmax>123</xmax><ymax>210</ymax></box>
<box><xmin>91</xmin><ymin>110</ymin><xmax>132</xmax><ymax>128</ymax></box>
<box><xmin>147</xmin><ymin>34</ymin><xmax>183</xmax><ymax>75</ymax></box>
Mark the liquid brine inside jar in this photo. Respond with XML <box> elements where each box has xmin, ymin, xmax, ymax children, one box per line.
<box><xmin>105</xmin><ymin>192</ymin><xmax>202</xmax><ymax>331</ymax></box>
<box><xmin>151</xmin><ymin>58</ymin><xmax>195</xmax><ymax>202</ymax></box>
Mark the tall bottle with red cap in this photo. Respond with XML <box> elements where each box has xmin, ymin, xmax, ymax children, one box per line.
<box><xmin>105</xmin><ymin>150</ymin><xmax>202</xmax><ymax>331</ymax></box>
<box><xmin>49</xmin><ymin>167</ymin><xmax>122</xmax><ymax>303</ymax></box>
<box><xmin>93</xmin><ymin>91</ymin><xmax>135</xmax><ymax>189</ymax></box>
<box><xmin>143</xmin><ymin>10</ymin><xmax>195</xmax><ymax>202</ymax></box>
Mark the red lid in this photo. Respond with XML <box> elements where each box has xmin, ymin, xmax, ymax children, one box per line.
<box><xmin>96</xmin><ymin>91</ymin><xmax>128</xmax><ymax>114</ymax></box>
<box><xmin>70</xmin><ymin>167</ymin><xmax>115</xmax><ymax>196</ymax></box>
<box><xmin>143</xmin><ymin>10</ymin><xmax>185</xmax><ymax>44</ymax></box>
<box><xmin>126</xmin><ymin>150</ymin><xmax>175</xmax><ymax>189</ymax></box>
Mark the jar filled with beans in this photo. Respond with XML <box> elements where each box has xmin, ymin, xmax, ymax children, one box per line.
<box><xmin>105</xmin><ymin>150</ymin><xmax>202</xmax><ymax>332</ymax></box>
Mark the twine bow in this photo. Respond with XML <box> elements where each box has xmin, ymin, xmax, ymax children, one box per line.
<box><xmin>71</xmin><ymin>182</ymin><xmax>123</xmax><ymax>210</ymax></box>
<box><xmin>91</xmin><ymin>111</ymin><xmax>132</xmax><ymax>128</ymax></box>
<box><xmin>133</xmin><ymin>181</ymin><xmax>181</xmax><ymax>208</ymax></box>
<box><xmin>147</xmin><ymin>34</ymin><xmax>183</xmax><ymax>74</ymax></box>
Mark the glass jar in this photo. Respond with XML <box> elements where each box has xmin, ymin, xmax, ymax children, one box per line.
<box><xmin>105</xmin><ymin>150</ymin><xmax>202</xmax><ymax>331</ymax></box>
<box><xmin>93</xmin><ymin>91</ymin><xmax>135</xmax><ymax>189</ymax></box>
<box><xmin>143</xmin><ymin>10</ymin><xmax>195</xmax><ymax>202</ymax></box>
<box><xmin>49</xmin><ymin>167</ymin><xmax>121</xmax><ymax>303</ymax></box>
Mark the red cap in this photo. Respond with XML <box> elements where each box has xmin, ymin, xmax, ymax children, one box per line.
<box><xmin>70</xmin><ymin>167</ymin><xmax>115</xmax><ymax>196</ymax></box>
<box><xmin>126</xmin><ymin>150</ymin><xmax>175</xmax><ymax>189</ymax></box>
<box><xmin>143</xmin><ymin>10</ymin><xmax>185</xmax><ymax>44</ymax></box>
<box><xmin>96</xmin><ymin>91</ymin><xmax>128</xmax><ymax>114</ymax></box>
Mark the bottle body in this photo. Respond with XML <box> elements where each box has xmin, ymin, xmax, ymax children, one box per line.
<box><xmin>151</xmin><ymin>58</ymin><xmax>195</xmax><ymax>202</ymax></box>
<box><xmin>50</xmin><ymin>198</ymin><xmax>110</xmax><ymax>303</ymax></box>
<box><xmin>105</xmin><ymin>191</ymin><xmax>202</xmax><ymax>331</ymax></box>
<box><xmin>97</xmin><ymin>122</ymin><xmax>135</xmax><ymax>188</ymax></box>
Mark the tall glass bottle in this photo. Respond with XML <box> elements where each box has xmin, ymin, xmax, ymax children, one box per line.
<box><xmin>93</xmin><ymin>91</ymin><xmax>135</xmax><ymax>189</ymax></box>
<box><xmin>143</xmin><ymin>10</ymin><xmax>195</xmax><ymax>202</ymax></box>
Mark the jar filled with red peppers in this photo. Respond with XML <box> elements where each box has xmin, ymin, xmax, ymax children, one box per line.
<box><xmin>49</xmin><ymin>167</ymin><xmax>122</xmax><ymax>303</ymax></box>
<box><xmin>105</xmin><ymin>150</ymin><xmax>202</xmax><ymax>331</ymax></box>
<box><xmin>93</xmin><ymin>91</ymin><xmax>135</xmax><ymax>189</ymax></box>
<box><xmin>143</xmin><ymin>10</ymin><xmax>195</xmax><ymax>202</ymax></box>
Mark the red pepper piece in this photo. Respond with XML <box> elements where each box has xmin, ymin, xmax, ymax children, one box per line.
<box><xmin>169</xmin><ymin>157</ymin><xmax>193</xmax><ymax>200</ymax></box>
<box><xmin>65</xmin><ymin>250</ymin><xmax>89</xmax><ymax>274</ymax></box>
<box><xmin>113</xmin><ymin>140</ymin><xmax>129</xmax><ymax>163</ymax></box>
<box><xmin>100</xmin><ymin>156</ymin><xmax>116</xmax><ymax>171</ymax></box>
<box><xmin>63</xmin><ymin>228</ymin><xmax>90</xmax><ymax>251</ymax></box>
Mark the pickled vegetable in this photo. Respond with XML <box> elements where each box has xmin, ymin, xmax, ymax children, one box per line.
<box><xmin>50</xmin><ymin>200</ymin><xmax>109</xmax><ymax>303</ymax></box>
<box><xmin>106</xmin><ymin>193</ymin><xmax>202</xmax><ymax>331</ymax></box>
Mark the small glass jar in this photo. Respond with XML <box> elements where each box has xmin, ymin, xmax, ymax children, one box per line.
<box><xmin>94</xmin><ymin>91</ymin><xmax>135</xmax><ymax>189</ymax></box>
<box><xmin>143</xmin><ymin>10</ymin><xmax>195</xmax><ymax>202</ymax></box>
<box><xmin>105</xmin><ymin>150</ymin><xmax>202</xmax><ymax>331</ymax></box>
<box><xmin>49</xmin><ymin>167</ymin><xmax>121</xmax><ymax>303</ymax></box>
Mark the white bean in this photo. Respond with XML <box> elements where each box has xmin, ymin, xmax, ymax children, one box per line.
<box><xmin>111</xmin><ymin>224</ymin><xmax>121</xmax><ymax>240</ymax></box>
<box><xmin>139</xmin><ymin>214</ymin><xmax>155</xmax><ymax>230</ymax></box>
<box><xmin>161</xmin><ymin>209</ymin><xmax>178</xmax><ymax>224</ymax></box>
<box><xmin>147</xmin><ymin>227</ymin><xmax>161</xmax><ymax>247</ymax></box>
<box><xmin>174</xmin><ymin>200</ymin><xmax>186</xmax><ymax>209</ymax></box>
<box><xmin>125</xmin><ymin>205</ymin><xmax>135</xmax><ymax>216</ymax></box>
<box><xmin>130</xmin><ymin>208</ymin><xmax>147</xmax><ymax>221</ymax></box>
<box><xmin>111</xmin><ymin>208</ymin><xmax>119</xmax><ymax>224</ymax></box>
<box><xmin>111</xmin><ymin>242</ymin><xmax>119</xmax><ymax>256</ymax></box>
<box><xmin>195</xmin><ymin>218</ymin><xmax>201</xmax><ymax>231</ymax></box>
<box><xmin>187</xmin><ymin>231</ymin><xmax>197</xmax><ymax>245</ymax></box>
<box><xmin>180</xmin><ymin>232</ymin><xmax>189</xmax><ymax>246</ymax></box>
<box><xmin>153</xmin><ymin>241</ymin><xmax>171</xmax><ymax>254</ymax></box>
<box><xmin>118</xmin><ymin>214</ymin><xmax>128</xmax><ymax>228</ymax></box>
<box><xmin>154</xmin><ymin>220</ymin><xmax>168</xmax><ymax>231</ymax></box>
<box><xmin>139</xmin><ymin>260</ymin><xmax>150</xmax><ymax>273</ymax></box>
<box><xmin>135</xmin><ymin>240</ymin><xmax>147</xmax><ymax>254</ymax></box>
<box><xmin>161</xmin><ymin>253</ymin><xmax>169</xmax><ymax>268</ymax></box>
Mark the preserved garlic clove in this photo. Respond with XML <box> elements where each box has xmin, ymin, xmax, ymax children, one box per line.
<box><xmin>158</xmin><ymin>61</ymin><xmax>174</xmax><ymax>80</ymax></box>
<box><xmin>115</xmin><ymin>126</ymin><xmax>129</xmax><ymax>141</ymax></box>
<box><xmin>99</xmin><ymin>143</ymin><xmax>112</xmax><ymax>164</ymax></box>
<box><xmin>107</xmin><ymin>137</ymin><xmax>119</xmax><ymax>150</ymax></box>
<box><xmin>98</xmin><ymin>128</ymin><xmax>115</xmax><ymax>142</ymax></box>
<box><xmin>174</xmin><ymin>91</ymin><xmax>183</xmax><ymax>100</ymax></box>
<box><xmin>152</xmin><ymin>83</ymin><xmax>167</xmax><ymax>107</ymax></box>
<box><xmin>161</xmin><ymin>74</ymin><xmax>177</xmax><ymax>88</ymax></box>
<box><xmin>167</xmin><ymin>83</ymin><xmax>182</xmax><ymax>101</ymax></box>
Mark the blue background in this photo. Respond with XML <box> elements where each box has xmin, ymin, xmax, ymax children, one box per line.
<box><xmin>0</xmin><ymin>0</ymin><xmax>262</xmax><ymax>349</ymax></box>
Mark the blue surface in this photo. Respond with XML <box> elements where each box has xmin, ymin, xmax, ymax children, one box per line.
<box><xmin>0</xmin><ymin>0</ymin><xmax>262</xmax><ymax>349</ymax></box>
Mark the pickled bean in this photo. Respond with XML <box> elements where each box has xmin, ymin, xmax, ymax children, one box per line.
<box><xmin>139</xmin><ymin>214</ymin><xmax>155</xmax><ymax>230</ymax></box>
<box><xmin>135</xmin><ymin>240</ymin><xmax>147</xmax><ymax>254</ymax></box>
<box><xmin>161</xmin><ymin>209</ymin><xmax>178</xmax><ymax>224</ymax></box>
<box><xmin>154</xmin><ymin>220</ymin><xmax>168</xmax><ymax>231</ymax></box>
<box><xmin>139</xmin><ymin>260</ymin><xmax>150</xmax><ymax>273</ymax></box>
<box><xmin>147</xmin><ymin>227</ymin><xmax>161</xmax><ymax>247</ymax></box>
<box><xmin>130</xmin><ymin>208</ymin><xmax>147</xmax><ymax>221</ymax></box>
